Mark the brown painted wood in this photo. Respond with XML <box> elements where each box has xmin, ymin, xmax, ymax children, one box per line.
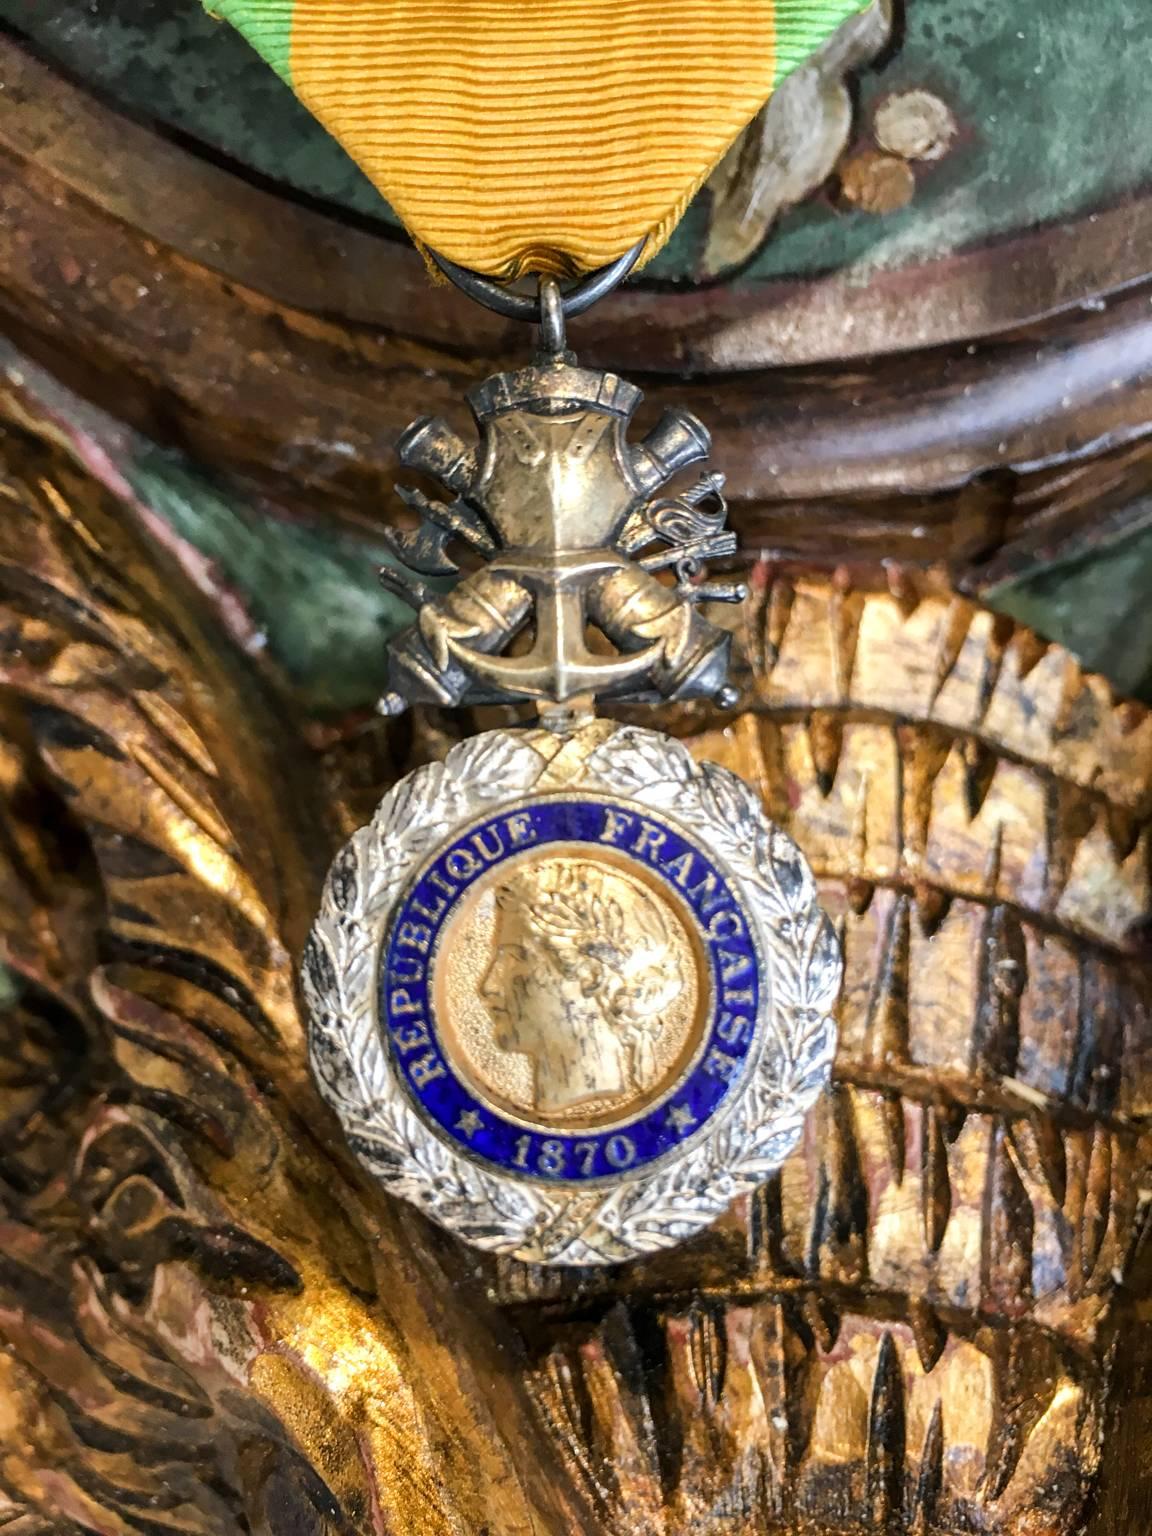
<box><xmin>0</xmin><ymin>34</ymin><xmax>1151</xmax><ymax>588</ymax></box>
<box><xmin>3</xmin><ymin>39</ymin><xmax>1150</xmax><ymax>371</ymax></box>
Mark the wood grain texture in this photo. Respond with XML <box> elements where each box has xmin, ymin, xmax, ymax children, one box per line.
<box><xmin>0</xmin><ymin>398</ymin><xmax>1149</xmax><ymax>1530</ymax></box>
<box><xmin>0</xmin><ymin>421</ymin><xmax>599</xmax><ymax>1536</ymax></box>
<box><xmin>0</xmin><ymin>35</ymin><xmax>1151</xmax><ymax>571</ymax></box>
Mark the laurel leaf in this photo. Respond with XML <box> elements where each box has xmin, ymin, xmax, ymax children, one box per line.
<box><xmin>698</xmin><ymin>758</ymin><xmax>763</xmax><ymax>835</ymax></box>
<box><xmin>448</xmin><ymin>731</ymin><xmax>543</xmax><ymax>797</ymax></box>
<box><xmin>328</xmin><ymin>842</ymin><xmax>360</xmax><ymax>915</ymax></box>
<box><xmin>587</xmin><ymin>724</ymin><xmax>694</xmax><ymax>797</ymax></box>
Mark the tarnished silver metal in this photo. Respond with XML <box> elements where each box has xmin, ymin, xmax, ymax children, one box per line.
<box><xmin>376</xmin><ymin>356</ymin><xmax>746</xmax><ymax>717</ymax></box>
<box><xmin>537</xmin><ymin>275</ymin><xmax>567</xmax><ymax>358</ymax></box>
<box><xmin>308</xmin><ymin>323</ymin><xmax>839</xmax><ymax>1265</ymax></box>
<box><xmin>429</xmin><ymin>236</ymin><xmax>646</xmax><ymax>321</ymax></box>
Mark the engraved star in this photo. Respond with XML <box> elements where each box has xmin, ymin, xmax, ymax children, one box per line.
<box><xmin>666</xmin><ymin>1103</ymin><xmax>697</xmax><ymax>1136</ymax></box>
<box><xmin>455</xmin><ymin>1110</ymin><xmax>484</xmax><ymax>1139</ymax></box>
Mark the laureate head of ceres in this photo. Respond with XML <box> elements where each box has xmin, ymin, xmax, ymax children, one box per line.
<box><xmin>435</xmin><ymin>847</ymin><xmax>709</xmax><ymax>1132</ymax></box>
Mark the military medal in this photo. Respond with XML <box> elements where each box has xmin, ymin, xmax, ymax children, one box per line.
<box><xmin>209</xmin><ymin>0</ymin><xmax>851</xmax><ymax>1266</ymax></box>
<box><xmin>304</xmin><ymin>264</ymin><xmax>841</xmax><ymax>1264</ymax></box>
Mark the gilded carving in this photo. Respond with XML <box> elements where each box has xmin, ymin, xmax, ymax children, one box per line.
<box><xmin>0</xmin><ymin>397</ymin><xmax>1149</xmax><ymax>1530</ymax></box>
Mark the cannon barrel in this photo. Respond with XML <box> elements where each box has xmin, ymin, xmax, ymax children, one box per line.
<box><xmin>396</xmin><ymin>416</ymin><xmax>477</xmax><ymax>496</ymax></box>
<box><xmin>631</xmin><ymin>409</ymin><xmax>711</xmax><ymax>494</ymax></box>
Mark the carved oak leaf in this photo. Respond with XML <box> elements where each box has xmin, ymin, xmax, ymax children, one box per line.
<box><xmin>0</xmin><ymin>416</ymin><xmax>598</xmax><ymax>1534</ymax></box>
<box><xmin>701</xmin><ymin>0</ymin><xmax>893</xmax><ymax>277</ymax></box>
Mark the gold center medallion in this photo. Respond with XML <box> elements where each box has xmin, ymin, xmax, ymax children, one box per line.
<box><xmin>433</xmin><ymin>846</ymin><xmax>710</xmax><ymax>1133</ymax></box>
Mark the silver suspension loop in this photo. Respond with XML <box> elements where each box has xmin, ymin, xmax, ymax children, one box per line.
<box><xmin>429</xmin><ymin>237</ymin><xmax>646</xmax><ymax>324</ymax></box>
<box><xmin>537</xmin><ymin>276</ymin><xmax>567</xmax><ymax>357</ymax></box>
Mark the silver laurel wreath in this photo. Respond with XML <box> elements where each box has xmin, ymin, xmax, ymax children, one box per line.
<box><xmin>303</xmin><ymin>724</ymin><xmax>840</xmax><ymax>1265</ymax></box>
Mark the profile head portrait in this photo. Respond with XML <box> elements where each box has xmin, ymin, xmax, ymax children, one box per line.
<box><xmin>479</xmin><ymin>859</ymin><xmax>684</xmax><ymax>1116</ymax></box>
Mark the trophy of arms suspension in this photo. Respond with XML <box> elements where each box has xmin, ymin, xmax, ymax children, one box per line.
<box><xmin>304</xmin><ymin>290</ymin><xmax>842</xmax><ymax>1268</ymax></box>
<box><xmin>0</xmin><ymin>17</ymin><xmax>1150</xmax><ymax>1521</ymax></box>
<box><xmin>374</xmin><ymin>357</ymin><xmax>742</xmax><ymax>719</ymax></box>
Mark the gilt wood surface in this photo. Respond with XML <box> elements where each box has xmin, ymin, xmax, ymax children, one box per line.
<box><xmin>0</xmin><ymin>427</ymin><xmax>604</xmax><ymax>1535</ymax></box>
<box><xmin>0</xmin><ymin>383</ymin><xmax>1150</xmax><ymax>1532</ymax></box>
<box><xmin>0</xmin><ymin>19</ymin><xmax>1151</xmax><ymax>1535</ymax></box>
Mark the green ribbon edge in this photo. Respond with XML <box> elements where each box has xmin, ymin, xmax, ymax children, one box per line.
<box><xmin>207</xmin><ymin>0</ymin><xmax>295</xmax><ymax>85</ymax></box>
<box><xmin>773</xmin><ymin>1</ymin><xmax>873</xmax><ymax>85</ymax></box>
<box><xmin>207</xmin><ymin>0</ymin><xmax>870</xmax><ymax>99</ymax></box>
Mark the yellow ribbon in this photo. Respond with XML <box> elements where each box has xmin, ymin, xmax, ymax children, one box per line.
<box><xmin>212</xmin><ymin>0</ymin><xmax>868</xmax><ymax>276</ymax></box>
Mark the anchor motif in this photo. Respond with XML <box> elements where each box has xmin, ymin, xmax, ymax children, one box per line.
<box><xmin>446</xmin><ymin>555</ymin><xmax>664</xmax><ymax>702</ymax></box>
<box><xmin>309</xmin><ymin>332</ymin><xmax>840</xmax><ymax>1273</ymax></box>
<box><xmin>377</xmin><ymin>358</ymin><xmax>745</xmax><ymax>714</ymax></box>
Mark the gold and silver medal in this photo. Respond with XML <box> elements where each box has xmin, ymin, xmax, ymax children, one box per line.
<box><xmin>303</xmin><ymin>274</ymin><xmax>841</xmax><ymax>1265</ymax></box>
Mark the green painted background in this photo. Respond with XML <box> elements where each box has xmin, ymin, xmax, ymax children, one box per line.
<box><xmin>4</xmin><ymin>0</ymin><xmax>1150</xmax><ymax>282</ymax></box>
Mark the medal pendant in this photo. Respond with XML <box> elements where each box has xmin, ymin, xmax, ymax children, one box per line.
<box><xmin>304</xmin><ymin>321</ymin><xmax>841</xmax><ymax>1265</ymax></box>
